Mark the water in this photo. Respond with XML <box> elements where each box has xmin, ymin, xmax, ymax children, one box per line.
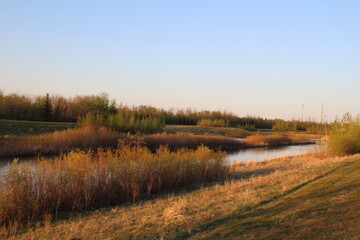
<box><xmin>226</xmin><ymin>144</ymin><xmax>320</xmax><ymax>164</ymax></box>
<box><xmin>0</xmin><ymin>144</ymin><xmax>320</xmax><ymax>172</ymax></box>
<box><xmin>0</xmin><ymin>156</ymin><xmax>37</xmax><ymax>172</ymax></box>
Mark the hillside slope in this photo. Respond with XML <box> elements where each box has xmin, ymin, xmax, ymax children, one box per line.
<box><xmin>11</xmin><ymin>154</ymin><xmax>360</xmax><ymax>240</ymax></box>
<box><xmin>184</xmin><ymin>158</ymin><xmax>360</xmax><ymax>240</ymax></box>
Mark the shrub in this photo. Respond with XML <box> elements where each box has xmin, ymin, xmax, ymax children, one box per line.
<box><xmin>328</xmin><ymin>113</ymin><xmax>360</xmax><ymax>156</ymax></box>
<box><xmin>77</xmin><ymin>112</ymin><xmax>165</xmax><ymax>134</ymax></box>
<box><xmin>244</xmin><ymin>134</ymin><xmax>292</xmax><ymax>146</ymax></box>
<box><xmin>198</xmin><ymin>119</ymin><xmax>228</xmax><ymax>127</ymax></box>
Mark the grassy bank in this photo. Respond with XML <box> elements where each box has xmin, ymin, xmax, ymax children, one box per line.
<box><xmin>0</xmin><ymin>127</ymin><xmax>125</xmax><ymax>157</ymax></box>
<box><xmin>0</xmin><ymin>143</ymin><xmax>227</xmax><ymax>234</ymax></box>
<box><xmin>7</xmin><ymin>152</ymin><xmax>360</xmax><ymax>239</ymax></box>
<box><xmin>0</xmin><ymin>119</ymin><xmax>76</xmax><ymax>137</ymax></box>
<box><xmin>0</xmin><ymin>127</ymin><xmax>248</xmax><ymax>157</ymax></box>
<box><xmin>0</xmin><ymin>126</ymin><xmax>316</xmax><ymax>158</ymax></box>
<box><xmin>165</xmin><ymin>125</ymin><xmax>250</xmax><ymax>138</ymax></box>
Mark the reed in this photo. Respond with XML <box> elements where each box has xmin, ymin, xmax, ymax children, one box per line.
<box><xmin>0</xmin><ymin>126</ymin><xmax>125</xmax><ymax>157</ymax></box>
<box><xmin>9</xmin><ymin>152</ymin><xmax>357</xmax><ymax>239</ymax></box>
<box><xmin>0</xmin><ymin>141</ymin><xmax>228</xmax><ymax>231</ymax></box>
<box><xmin>0</xmin><ymin>128</ymin><xmax>248</xmax><ymax>157</ymax></box>
<box><xmin>198</xmin><ymin>118</ymin><xmax>228</xmax><ymax>127</ymax></box>
<box><xmin>144</xmin><ymin>133</ymin><xmax>248</xmax><ymax>152</ymax></box>
<box><xmin>244</xmin><ymin>134</ymin><xmax>292</xmax><ymax>146</ymax></box>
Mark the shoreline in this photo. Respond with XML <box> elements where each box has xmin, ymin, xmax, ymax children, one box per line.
<box><xmin>0</xmin><ymin>140</ymin><xmax>317</xmax><ymax>160</ymax></box>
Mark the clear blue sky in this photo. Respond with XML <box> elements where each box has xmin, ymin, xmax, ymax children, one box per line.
<box><xmin>1</xmin><ymin>1</ymin><xmax>359</xmax><ymax>121</ymax></box>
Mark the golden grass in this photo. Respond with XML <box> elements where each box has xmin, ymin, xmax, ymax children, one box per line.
<box><xmin>0</xmin><ymin>141</ymin><xmax>227</xmax><ymax>234</ymax></box>
<box><xmin>244</xmin><ymin>133</ymin><xmax>292</xmax><ymax>146</ymax></box>
<box><xmin>143</xmin><ymin>132</ymin><xmax>247</xmax><ymax>152</ymax></box>
<box><xmin>0</xmin><ymin>126</ymin><xmax>125</xmax><ymax>157</ymax></box>
<box><xmin>0</xmin><ymin>128</ymin><xmax>249</xmax><ymax>157</ymax></box>
<box><xmin>7</xmin><ymin>151</ymin><xmax>357</xmax><ymax>239</ymax></box>
<box><xmin>165</xmin><ymin>125</ymin><xmax>250</xmax><ymax>138</ymax></box>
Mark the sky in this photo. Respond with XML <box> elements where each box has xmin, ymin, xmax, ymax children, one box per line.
<box><xmin>1</xmin><ymin>0</ymin><xmax>360</xmax><ymax>121</ymax></box>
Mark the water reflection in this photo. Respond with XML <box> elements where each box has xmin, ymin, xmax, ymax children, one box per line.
<box><xmin>0</xmin><ymin>156</ymin><xmax>37</xmax><ymax>172</ymax></box>
<box><xmin>226</xmin><ymin>144</ymin><xmax>320</xmax><ymax>164</ymax></box>
<box><xmin>0</xmin><ymin>144</ymin><xmax>321</xmax><ymax>172</ymax></box>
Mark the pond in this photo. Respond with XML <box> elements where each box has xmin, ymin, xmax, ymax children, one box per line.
<box><xmin>0</xmin><ymin>144</ymin><xmax>321</xmax><ymax>172</ymax></box>
<box><xmin>226</xmin><ymin>144</ymin><xmax>321</xmax><ymax>164</ymax></box>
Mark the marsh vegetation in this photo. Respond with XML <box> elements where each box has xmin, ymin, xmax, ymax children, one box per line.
<box><xmin>3</xmin><ymin>92</ymin><xmax>358</xmax><ymax>239</ymax></box>
<box><xmin>0</xmin><ymin>141</ymin><xmax>228</xmax><ymax>232</ymax></box>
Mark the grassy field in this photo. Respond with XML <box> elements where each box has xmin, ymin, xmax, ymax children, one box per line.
<box><xmin>0</xmin><ymin>121</ymin><xmax>250</xmax><ymax>138</ymax></box>
<box><xmin>0</xmin><ymin>119</ymin><xmax>76</xmax><ymax>137</ymax></box>
<box><xmin>8</xmin><ymin>153</ymin><xmax>360</xmax><ymax>239</ymax></box>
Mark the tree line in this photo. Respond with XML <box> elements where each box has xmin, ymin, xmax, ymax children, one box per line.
<box><xmin>0</xmin><ymin>91</ymin><xmax>327</xmax><ymax>133</ymax></box>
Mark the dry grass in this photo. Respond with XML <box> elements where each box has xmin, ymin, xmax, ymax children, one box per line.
<box><xmin>165</xmin><ymin>125</ymin><xmax>250</xmax><ymax>138</ymax></box>
<box><xmin>144</xmin><ymin>132</ymin><xmax>248</xmax><ymax>152</ymax></box>
<box><xmin>244</xmin><ymin>133</ymin><xmax>292</xmax><ymax>146</ymax></box>
<box><xmin>243</xmin><ymin>133</ymin><xmax>315</xmax><ymax>147</ymax></box>
<box><xmin>0</xmin><ymin>126</ymin><xmax>125</xmax><ymax>157</ymax></box>
<box><xmin>7</xmin><ymin>151</ymin><xmax>358</xmax><ymax>239</ymax></box>
<box><xmin>0</xmin><ymin>141</ymin><xmax>228</xmax><ymax>235</ymax></box>
<box><xmin>0</xmin><ymin>128</ymin><xmax>250</xmax><ymax>157</ymax></box>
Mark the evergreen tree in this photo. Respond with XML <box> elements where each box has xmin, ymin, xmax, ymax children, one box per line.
<box><xmin>44</xmin><ymin>93</ymin><xmax>52</xmax><ymax>121</ymax></box>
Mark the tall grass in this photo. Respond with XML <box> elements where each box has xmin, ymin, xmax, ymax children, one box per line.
<box><xmin>328</xmin><ymin>113</ymin><xmax>360</xmax><ymax>156</ymax></box>
<box><xmin>0</xmin><ymin>142</ymin><xmax>228</xmax><ymax>231</ymax></box>
<box><xmin>144</xmin><ymin>133</ymin><xmax>248</xmax><ymax>152</ymax></box>
<box><xmin>0</xmin><ymin>126</ymin><xmax>125</xmax><ymax>157</ymax></box>
<box><xmin>198</xmin><ymin>118</ymin><xmax>228</xmax><ymax>127</ymax></box>
<box><xmin>244</xmin><ymin>134</ymin><xmax>293</xmax><ymax>146</ymax></box>
<box><xmin>0</xmin><ymin>128</ymin><xmax>249</xmax><ymax>157</ymax></box>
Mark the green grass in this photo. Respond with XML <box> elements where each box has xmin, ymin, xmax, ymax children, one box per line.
<box><xmin>165</xmin><ymin>125</ymin><xmax>250</xmax><ymax>138</ymax></box>
<box><xmin>183</xmin><ymin>157</ymin><xmax>360</xmax><ymax>239</ymax></box>
<box><xmin>0</xmin><ymin>119</ymin><xmax>76</xmax><ymax>137</ymax></box>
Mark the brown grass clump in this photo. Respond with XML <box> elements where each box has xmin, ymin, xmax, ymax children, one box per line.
<box><xmin>0</xmin><ymin>141</ymin><xmax>228</xmax><ymax>232</ymax></box>
<box><xmin>244</xmin><ymin>134</ymin><xmax>293</xmax><ymax>146</ymax></box>
<box><xmin>144</xmin><ymin>132</ymin><xmax>247</xmax><ymax>152</ymax></box>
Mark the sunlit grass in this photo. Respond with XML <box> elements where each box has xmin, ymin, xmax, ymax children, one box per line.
<box><xmin>243</xmin><ymin>133</ymin><xmax>293</xmax><ymax>146</ymax></box>
<box><xmin>0</xmin><ymin>141</ymin><xmax>228</xmax><ymax>234</ymax></box>
<box><xmin>9</xmin><ymin>152</ymin><xmax>359</xmax><ymax>239</ymax></box>
<box><xmin>0</xmin><ymin>127</ymin><xmax>250</xmax><ymax>157</ymax></box>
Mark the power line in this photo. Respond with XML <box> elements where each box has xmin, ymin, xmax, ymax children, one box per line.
<box><xmin>301</xmin><ymin>104</ymin><xmax>304</xmax><ymax>122</ymax></box>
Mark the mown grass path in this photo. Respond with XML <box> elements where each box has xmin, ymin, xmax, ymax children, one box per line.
<box><xmin>183</xmin><ymin>158</ymin><xmax>360</xmax><ymax>240</ymax></box>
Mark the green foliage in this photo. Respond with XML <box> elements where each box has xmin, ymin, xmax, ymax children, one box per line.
<box><xmin>0</xmin><ymin>91</ymin><xmax>329</xmax><ymax>133</ymax></box>
<box><xmin>236</xmin><ymin>123</ymin><xmax>256</xmax><ymax>130</ymax></box>
<box><xmin>77</xmin><ymin>112</ymin><xmax>165</xmax><ymax>134</ymax></box>
<box><xmin>272</xmin><ymin>120</ymin><xmax>327</xmax><ymax>134</ymax></box>
<box><xmin>328</xmin><ymin>113</ymin><xmax>360</xmax><ymax>156</ymax></box>
<box><xmin>44</xmin><ymin>93</ymin><xmax>52</xmax><ymax>121</ymax></box>
<box><xmin>272</xmin><ymin>120</ymin><xmax>298</xmax><ymax>131</ymax></box>
<box><xmin>0</xmin><ymin>92</ymin><xmax>116</xmax><ymax>122</ymax></box>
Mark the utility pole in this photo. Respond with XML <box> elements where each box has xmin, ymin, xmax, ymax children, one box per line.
<box><xmin>321</xmin><ymin>104</ymin><xmax>324</xmax><ymax>124</ymax></box>
<box><xmin>301</xmin><ymin>104</ymin><xmax>304</xmax><ymax>122</ymax></box>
